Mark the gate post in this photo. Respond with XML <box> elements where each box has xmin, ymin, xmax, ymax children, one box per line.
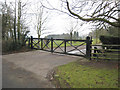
<box><xmin>51</xmin><ymin>37</ymin><xmax>53</xmax><ymax>53</ymax></box>
<box><xmin>31</xmin><ymin>36</ymin><xmax>33</xmax><ymax>49</ymax></box>
<box><xmin>86</xmin><ymin>36</ymin><xmax>92</xmax><ymax>60</ymax></box>
<box><xmin>41</xmin><ymin>38</ymin><xmax>43</xmax><ymax>50</ymax></box>
<box><xmin>28</xmin><ymin>38</ymin><xmax>30</xmax><ymax>48</ymax></box>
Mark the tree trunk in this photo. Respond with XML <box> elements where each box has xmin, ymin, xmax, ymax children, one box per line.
<box><xmin>70</xmin><ymin>32</ymin><xmax>72</xmax><ymax>44</ymax></box>
<box><xmin>17</xmin><ymin>0</ymin><xmax>21</xmax><ymax>43</ymax></box>
<box><xmin>14</xmin><ymin>0</ymin><xmax>17</xmax><ymax>43</ymax></box>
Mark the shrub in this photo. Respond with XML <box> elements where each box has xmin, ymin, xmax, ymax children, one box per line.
<box><xmin>100</xmin><ymin>35</ymin><xmax>120</xmax><ymax>45</ymax></box>
<box><xmin>2</xmin><ymin>39</ymin><xmax>23</xmax><ymax>53</ymax></box>
<box><xmin>99</xmin><ymin>35</ymin><xmax>120</xmax><ymax>49</ymax></box>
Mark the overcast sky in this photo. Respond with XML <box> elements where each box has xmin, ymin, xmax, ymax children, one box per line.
<box><xmin>0</xmin><ymin>0</ymin><xmax>98</xmax><ymax>38</ymax></box>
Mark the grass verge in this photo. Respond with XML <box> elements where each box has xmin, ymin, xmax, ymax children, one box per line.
<box><xmin>52</xmin><ymin>61</ymin><xmax>118</xmax><ymax>88</ymax></box>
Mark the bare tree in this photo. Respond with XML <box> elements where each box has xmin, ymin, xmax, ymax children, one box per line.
<box><xmin>17</xmin><ymin>0</ymin><xmax>21</xmax><ymax>42</ymax></box>
<box><xmin>66</xmin><ymin>0</ymin><xmax>120</xmax><ymax>28</ymax></box>
<box><xmin>33</xmin><ymin>3</ymin><xmax>50</xmax><ymax>39</ymax></box>
<box><xmin>1</xmin><ymin>1</ymin><xmax>14</xmax><ymax>40</ymax></box>
<box><xmin>42</xmin><ymin>0</ymin><xmax>120</xmax><ymax>29</ymax></box>
<box><xmin>17</xmin><ymin>0</ymin><xmax>30</xmax><ymax>43</ymax></box>
<box><xmin>1</xmin><ymin>0</ymin><xmax>29</xmax><ymax>42</ymax></box>
<box><xmin>66</xmin><ymin>20</ymin><xmax>76</xmax><ymax>38</ymax></box>
<box><xmin>65</xmin><ymin>19</ymin><xmax>80</xmax><ymax>43</ymax></box>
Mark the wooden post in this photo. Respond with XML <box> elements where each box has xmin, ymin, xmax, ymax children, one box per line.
<box><xmin>86</xmin><ymin>36</ymin><xmax>91</xmax><ymax>60</ymax></box>
<box><xmin>51</xmin><ymin>37</ymin><xmax>53</xmax><ymax>53</ymax></box>
<box><xmin>31</xmin><ymin>36</ymin><xmax>33</xmax><ymax>49</ymax></box>
<box><xmin>93</xmin><ymin>47</ymin><xmax>97</xmax><ymax>58</ymax></box>
<box><xmin>90</xmin><ymin>37</ymin><xmax>92</xmax><ymax>60</ymax></box>
<box><xmin>64</xmin><ymin>40</ymin><xmax>66</xmax><ymax>54</ymax></box>
<box><xmin>41</xmin><ymin>38</ymin><xmax>43</xmax><ymax>50</ymax></box>
<box><xmin>28</xmin><ymin>38</ymin><xmax>30</xmax><ymax>48</ymax></box>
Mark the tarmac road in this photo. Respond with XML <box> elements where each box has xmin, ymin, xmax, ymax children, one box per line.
<box><xmin>2</xmin><ymin>60</ymin><xmax>54</xmax><ymax>88</ymax></box>
<box><xmin>2</xmin><ymin>50</ymin><xmax>80</xmax><ymax>88</ymax></box>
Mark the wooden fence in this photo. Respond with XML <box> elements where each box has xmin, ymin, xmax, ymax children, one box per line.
<box><xmin>25</xmin><ymin>36</ymin><xmax>120</xmax><ymax>61</ymax></box>
<box><xmin>91</xmin><ymin>44</ymin><xmax>120</xmax><ymax>60</ymax></box>
<box><xmin>25</xmin><ymin>36</ymin><xmax>92</xmax><ymax>58</ymax></box>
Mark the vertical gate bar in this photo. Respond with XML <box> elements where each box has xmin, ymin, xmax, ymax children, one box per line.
<box><xmin>41</xmin><ymin>38</ymin><xmax>43</xmax><ymax>50</ymax></box>
<box><xmin>64</xmin><ymin>40</ymin><xmax>66</xmax><ymax>53</ymax></box>
<box><xmin>51</xmin><ymin>37</ymin><xmax>53</xmax><ymax>53</ymax></box>
<box><xmin>31</xmin><ymin>36</ymin><xmax>33</xmax><ymax>49</ymax></box>
<box><xmin>28</xmin><ymin>38</ymin><xmax>30</xmax><ymax>48</ymax></box>
<box><xmin>38</xmin><ymin>38</ymin><xmax>40</xmax><ymax>49</ymax></box>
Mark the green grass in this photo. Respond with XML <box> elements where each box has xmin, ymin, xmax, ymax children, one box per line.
<box><xmin>53</xmin><ymin>40</ymin><xmax>85</xmax><ymax>47</ymax></box>
<box><xmin>92</xmin><ymin>38</ymin><xmax>101</xmax><ymax>45</ymax></box>
<box><xmin>54</xmin><ymin>61</ymin><xmax>118</xmax><ymax>88</ymax></box>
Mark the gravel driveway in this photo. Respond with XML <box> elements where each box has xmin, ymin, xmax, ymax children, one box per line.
<box><xmin>3</xmin><ymin>50</ymin><xmax>81</xmax><ymax>88</ymax></box>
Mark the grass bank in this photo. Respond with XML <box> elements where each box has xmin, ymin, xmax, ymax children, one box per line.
<box><xmin>52</xmin><ymin>60</ymin><xmax>118</xmax><ymax>88</ymax></box>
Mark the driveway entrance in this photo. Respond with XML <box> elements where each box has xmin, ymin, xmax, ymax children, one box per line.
<box><xmin>3</xmin><ymin>50</ymin><xmax>81</xmax><ymax>88</ymax></box>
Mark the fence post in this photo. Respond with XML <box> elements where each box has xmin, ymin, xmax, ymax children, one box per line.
<box><xmin>64</xmin><ymin>40</ymin><xmax>66</xmax><ymax>54</ymax></box>
<box><xmin>31</xmin><ymin>36</ymin><xmax>33</xmax><ymax>49</ymax></box>
<box><xmin>86</xmin><ymin>36</ymin><xmax>92</xmax><ymax>60</ymax></box>
<box><xmin>41</xmin><ymin>38</ymin><xmax>43</xmax><ymax>50</ymax></box>
<box><xmin>93</xmin><ymin>47</ymin><xmax>97</xmax><ymax>58</ymax></box>
<box><xmin>51</xmin><ymin>37</ymin><xmax>53</xmax><ymax>53</ymax></box>
<box><xmin>90</xmin><ymin>37</ymin><xmax>92</xmax><ymax>60</ymax></box>
<box><xmin>28</xmin><ymin>38</ymin><xmax>30</xmax><ymax>48</ymax></box>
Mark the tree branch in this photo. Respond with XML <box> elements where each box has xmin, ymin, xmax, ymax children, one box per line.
<box><xmin>66</xmin><ymin>1</ymin><xmax>120</xmax><ymax>28</ymax></box>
